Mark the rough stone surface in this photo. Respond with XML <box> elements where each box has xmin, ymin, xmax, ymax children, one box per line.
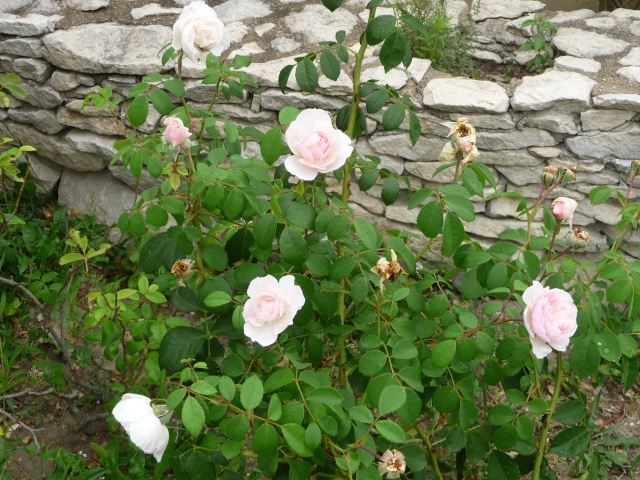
<box><xmin>369</xmin><ymin>133</ymin><xmax>446</xmax><ymax>162</ymax></box>
<box><xmin>585</xmin><ymin>17</ymin><xmax>616</xmax><ymax>30</ymax></box>
<box><xmin>472</xmin><ymin>0</ymin><xmax>544</xmax><ymax>21</ymax></box>
<box><xmin>229</xmin><ymin>42</ymin><xmax>265</xmax><ymax>59</ymax></box>
<box><xmin>553</xmin><ymin>27</ymin><xmax>630</xmax><ymax>57</ymax></box>
<box><xmin>56</xmin><ymin>107</ymin><xmax>123</xmax><ymax>135</ymax></box>
<box><xmin>521</xmin><ymin>110</ymin><xmax>577</xmax><ymax>134</ymax></box>
<box><xmin>0</xmin><ymin>121</ymin><xmax>108</xmax><ymax>171</ymax></box>
<box><xmin>58</xmin><ymin>169</ymin><xmax>136</xmax><ymax>226</ymax></box>
<box><xmin>215</xmin><ymin>0</ymin><xmax>272</xmax><ymax>24</ymax></box>
<box><xmin>17</xmin><ymin>81</ymin><xmax>64</xmax><ymax>109</ymax></box>
<box><xmin>550</xmin><ymin>9</ymin><xmax>596</xmax><ymax>24</ymax></box>
<box><xmin>131</xmin><ymin>3</ymin><xmax>181</xmax><ymax>19</ymax></box>
<box><xmin>7</xmin><ymin>107</ymin><xmax>64</xmax><ymax>134</ymax></box>
<box><xmin>593</xmin><ymin>93</ymin><xmax>640</xmax><ymax>111</ymax></box>
<box><xmin>65</xmin><ymin>129</ymin><xmax>118</xmax><ymax>161</ymax></box>
<box><xmin>260</xmin><ymin>89</ymin><xmax>348</xmax><ymax>111</ymax></box>
<box><xmin>477</xmin><ymin>149</ymin><xmax>546</xmax><ymax>166</ymax></box>
<box><xmin>620</xmin><ymin>47</ymin><xmax>640</xmax><ymax>67</ymax></box>
<box><xmin>423</xmin><ymin>78</ymin><xmax>509</xmax><ymax>114</ymax></box>
<box><xmin>0</xmin><ymin>0</ymin><xmax>35</xmax><ymax>13</ymax></box>
<box><xmin>43</xmin><ymin>24</ymin><xmax>173</xmax><ymax>75</ymax></box>
<box><xmin>480</xmin><ymin>128</ymin><xmax>559</xmax><ymax>150</ymax></box>
<box><xmin>448</xmin><ymin>112</ymin><xmax>516</xmax><ymax>130</ymax></box>
<box><xmin>255</xmin><ymin>23</ymin><xmax>275</xmax><ymax>37</ymax></box>
<box><xmin>405</xmin><ymin>58</ymin><xmax>431</xmax><ymax>84</ymax></box>
<box><xmin>580</xmin><ymin>109</ymin><xmax>637</xmax><ymax>131</ymax></box>
<box><xmin>528</xmin><ymin>146</ymin><xmax>563</xmax><ymax>158</ymax></box>
<box><xmin>17</xmin><ymin>153</ymin><xmax>63</xmax><ymax>194</ymax></box>
<box><xmin>554</xmin><ymin>55</ymin><xmax>602</xmax><ymax>73</ymax></box>
<box><xmin>0</xmin><ymin>14</ymin><xmax>62</xmax><ymax>36</ymax></box>
<box><xmin>361</xmin><ymin>66</ymin><xmax>408</xmax><ymax>90</ymax></box>
<box><xmin>64</xmin><ymin>0</ymin><xmax>109</xmax><ymax>11</ymax></box>
<box><xmin>566</xmin><ymin>124</ymin><xmax>640</xmax><ymax>160</ymax></box>
<box><xmin>617</xmin><ymin>66</ymin><xmax>640</xmax><ymax>84</ymax></box>
<box><xmin>285</xmin><ymin>5</ymin><xmax>358</xmax><ymax>44</ymax></box>
<box><xmin>511</xmin><ymin>70</ymin><xmax>596</xmax><ymax>112</ymax></box>
<box><xmin>49</xmin><ymin>70</ymin><xmax>79</xmax><ymax>91</ymax></box>
<box><xmin>0</xmin><ymin>38</ymin><xmax>45</xmax><ymax>58</ymax></box>
<box><xmin>270</xmin><ymin>38</ymin><xmax>301</xmax><ymax>54</ymax></box>
<box><xmin>13</xmin><ymin>58</ymin><xmax>53</xmax><ymax>82</ymax></box>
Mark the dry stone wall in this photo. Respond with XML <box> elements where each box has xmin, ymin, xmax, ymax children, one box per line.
<box><xmin>1</xmin><ymin>0</ymin><xmax>640</xmax><ymax>256</ymax></box>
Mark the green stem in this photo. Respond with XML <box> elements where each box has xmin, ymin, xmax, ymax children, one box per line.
<box><xmin>336</xmin><ymin>7</ymin><xmax>375</xmax><ymax>389</ymax></box>
<box><xmin>532</xmin><ymin>351</ymin><xmax>563</xmax><ymax>480</ymax></box>
<box><xmin>415</xmin><ymin>424</ymin><xmax>444</xmax><ymax>480</ymax></box>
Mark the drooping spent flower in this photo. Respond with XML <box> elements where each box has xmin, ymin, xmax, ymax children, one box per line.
<box><xmin>284</xmin><ymin>109</ymin><xmax>353</xmax><ymax>181</ymax></box>
<box><xmin>522</xmin><ymin>281</ymin><xmax>578</xmax><ymax>359</ymax></box>
<box><xmin>171</xmin><ymin>259</ymin><xmax>195</xmax><ymax>286</ymax></box>
<box><xmin>371</xmin><ymin>249</ymin><xmax>405</xmax><ymax>293</ymax></box>
<box><xmin>243</xmin><ymin>275</ymin><xmax>305</xmax><ymax>346</ymax></box>
<box><xmin>438</xmin><ymin>117</ymin><xmax>479</xmax><ymax>164</ymax></box>
<box><xmin>172</xmin><ymin>1</ymin><xmax>231</xmax><ymax>63</ymax></box>
<box><xmin>568</xmin><ymin>226</ymin><xmax>589</xmax><ymax>248</ymax></box>
<box><xmin>163</xmin><ymin>117</ymin><xmax>191</xmax><ymax>147</ymax></box>
<box><xmin>112</xmin><ymin>393</ymin><xmax>170</xmax><ymax>462</ymax></box>
<box><xmin>378</xmin><ymin>449</ymin><xmax>406</xmax><ymax>479</ymax></box>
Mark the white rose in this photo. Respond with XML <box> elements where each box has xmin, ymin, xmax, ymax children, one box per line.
<box><xmin>112</xmin><ymin>393</ymin><xmax>169</xmax><ymax>462</ymax></box>
<box><xmin>172</xmin><ymin>1</ymin><xmax>231</xmax><ymax>63</ymax></box>
<box><xmin>284</xmin><ymin>109</ymin><xmax>353</xmax><ymax>181</ymax></box>
<box><xmin>243</xmin><ymin>275</ymin><xmax>305</xmax><ymax>346</ymax></box>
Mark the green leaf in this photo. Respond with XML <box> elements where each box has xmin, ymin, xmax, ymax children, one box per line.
<box><xmin>432</xmin><ymin>386</ymin><xmax>459</xmax><ymax>413</ymax></box>
<box><xmin>261</xmin><ymin>127</ymin><xmax>283</xmax><ymax>166</ymax></box>
<box><xmin>304</xmin><ymin>423</ymin><xmax>322</xmax><ymax>451</ymax></box>
<box><xmin>378</xmin><ymin>385</ymin><xmax>406</xmax><ymax>415</ymax></box>
<box><xmin>376</xmin><ymin>420</ymin><xmax>405</xmax><ymax>443</ymax></box>
<box><xmin>553</xmin><ymin>400</ymin><xmax>586</xmax><ymax>425</ymax></box>
<box><xmin>408</xmin><ymin>111</ymin><xmax>421</xmax><ymax>146</ymax></box>
<box><xmin>295</xmin><ymin>58</ymin><xmax>319</xmax><ymax>93</ymax></box>
<box><xmin>146</xmin><ymin>204</ymin><xmax>169</xmax><ymax>228</ymax></box>
<box><xmin>354</xmin><ymin>218</ymin><xmax>378</xmax><ymax>251</ymax></box>
<box><xmin>240</xmin><ymin>375</ymin><xmax>264</xmax><ymax>410</ymax></box>
<box><xmin>182</xmin><ymin>396</ymin><xmax>205</xmax><ymax>437</ymax></box>
<box><xmin>253</xmin><ymin>423</ymin><xmax>279</xmax><ymax>455</ymax></box>
<box><xmin>381</xmin><ymin>176</ymin><xmax>400</xmax><ymax>206</ymax></box>
<box><xmin>444</xmin><ymin>195</ymin><xmax>475</xmax><ymax>222</ymax></box>
<box><xmin>569</xmin><ymin>337</ymin><xmax>600</xmax><ymax>378</ymax></box>
<box><xmin>166</xmin><ymin>388</ymin><xmax>187</xmax><ymax>410</ymax></box>
<box><xmin>550</xmin><ymin>426</ymin><xmax>589</xmax><ymax>457</ymax></box>
<box><xmin>359</xmin><ymin>168</ymin><xmax>379</xmax><ymax>191</ymax></box>
<box><xmin>594</xmin><ymin>330</ymin><xmax>621</xmax><ymax>362</ymax></box>
<box><xmin>218</xmin><ymin>376</ymin><xmax>236</xmax><ymax>401</ymax></box>
<box><xmin>278</xmin><ymin>64</ymin><xmax>294</xmax><ymax>94</ymax></box>
<box><xmin>589</xmin><ymin>186</ymin><xmax>612</xmax><ymax>206</ymax></box>
<box><xmin>150</xmin><ymin>88</ymin><xmax>173</xmax><ymax>115</ymax></box>
<box><xmin>487</xmin><ymin>451</ymin><xmax>520</xmax><ymax>480</ymax></box>
<box><xmin>488</xmin><ymin>405</ymin><xmax>515</xmax><ymax>426</ymax></box>
<box><xmin>59</xmin><ymin>253</ymin><xmax>85</xmax><ymax>265</ymax></box>
<box><xmin>281</xmin><ymin>424</ymin><xmax>313</xmax><ymax>457</ymax></box>
<box><xmin>380</xmin><ymin>29</ymin><xmax>408</xmax><ymax>72</ymax></box>
<box><xmin>359</xmin><ymin>350</ymin><xmax>387</xmax><ymax>376</ymax></box>
<box><xmin>606</xmin><ymin>279</ymin><xmax>631</xmax><ymax>303</ymax></box>
<box><xmin>190</xmin><ymin>380</ymin><xmax>216</xmax><ymax>396</ymax></box>
<box><xmin>264</xmin><ymin>368</ymin><xmax>294</xmax><ymax>392</ymax></box>
<box><xmin>366</xmin><ymin>15</ymin><xmax>396</xmax><ymax>45</ymax></box>
<box><xmin>202</xmin><ymin>244</ymin><xmax>228</xmax><ymax>271</ymax></box>
<box><xmin>417</xmin><ymin>201</ymin><xmax>443</xmax><ymax>238</ymax></box>
<box><xmin>233</xmin><ymin>54</ymin><xmax>252</xmax><ymax>69</ymax></box>
<box><xmin>159</xmin><ymin>326</ymin><xmax>205</xmax><ymax>374</ymax></box>
<box><xmin>322</xmin><ymin>0</ymin><xmax>342</xmax><ymax>11</ymax></box>
<box><xmin>279</xmin><ymin>227</ymin><xmax>308</xmax><ymax>265</ymax></box>
<box><xmin>306</xmin><ymin>387</ymin><xmax>343</xmax><ymax>406</ymax></box>
<box><xmin>164</xmin><ymin>78</ymin><xmax>185</xmax><ymax>97</ymax></box>
<box><xmin>204</xmin><ymin>291</ymin><xmax>232</xmax><ymax>308</ymax></box>
<box><xmin>366</xmin><ymin>89</ymin><xmax>389</xmax><ymax>113</ymax></box>
<box><xmin>253</xmin><ymin>214</ymin><xmax>277</xmax><ymax>249</ymax></box>
<box><xmin>279</xmin><ymin>106</ymin><xmax>300</xmax><ymax>125</ymax></box>
<box><xmin>127</xmin><ymin>95</ymin><xmax>149</xmax><ymax>127</ymax></box>
<box><xmin>431</xmin><ymin>340</ymin><xmax>456</xmax><ymax>368</ymax></box>
<box><xmin>223</xmin><ymin>188</ymin><xmax>245</xmax><ymax>220</ymax></box>
<box><xmin>441</xmin><ymin>213</ymin><xmax>465</xmax><ymax>257</ymax></box>
<box><xmin>320</xmin><ymin>50</ymin><xmax>341</xmax><ymax>80</ymax></box>
<box><xmin>382</xmin><ymin>103</ymin><xmax>405</xmax><ymax>131</ymax></box>
<box><xmin>349</xmin><ymin>405</ymin><xmax>374</xmax><ymax>424</ymax></box>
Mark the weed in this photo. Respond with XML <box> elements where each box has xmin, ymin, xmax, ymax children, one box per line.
<box><xmin>519</xmin><ymin>14</ymin><xmax>556</xmax><ymax>73</ymax></box>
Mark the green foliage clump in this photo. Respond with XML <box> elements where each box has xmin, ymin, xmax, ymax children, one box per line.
<box><xmin>400</xmin><ymin>0</ymin><xmax>478</xmax><ymax>77</ymax></box>
<box><xmin>519</xmin><ymin>14</ymin><xmax>557</xmax><ymax>73</ymax></box>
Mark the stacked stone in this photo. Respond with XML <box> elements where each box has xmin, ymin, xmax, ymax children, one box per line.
<box><xmin>0</xmin><ymin>0</ymin><xmax>639</xmax><ymax>257</ymax></box>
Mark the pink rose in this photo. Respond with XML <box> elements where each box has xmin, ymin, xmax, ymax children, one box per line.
<box><xmin>551</xmin><ymin>197</ymin><xmax>578</xmax><ymax>221</ymax></box>
<box><xmin>172</xmin><ymin>1</ymin><xmax>231</xmax><ymax>63</ymax></box>
<box><xmin>523</xmin><ymin>281</ymin><xmax>578</xmax><ymax>359</ymax></box>
<box><xmin>284</xmin><ymin>109</ymin><xmax>353</xmax><ymax>181</ymax></box>
<box><xmin>243</xmin><ymin>275</ymin><xmax>305</xmax><ymax>346</ymax></box>
<box><xmin>163</xmin><ymin>117</ymin><xmax>191</xmax><ymax>147</ymax></box>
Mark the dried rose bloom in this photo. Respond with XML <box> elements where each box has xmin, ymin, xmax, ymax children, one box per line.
<box><xmin>378</xmin><ymin>449</ymin><xmax>406</xmax><ymax>479</ymax></box>
<box><xmin>438</xmin><ymin>118</ymin><xmax>479</xmax><ymax>164</ymax></box>
<box><xmin>371</xmin><ymin>250</ymin><xmax>405</xmax><ymax>293</ymax></box>
<box><xmin>569</xmin><ymin>227</ymin><xmax>589</xmax><ymax>248</ymax></box>
<box><xmin>541</xmin><ymin>166</ymin><xmax>557</xmax><ymax>187</ymax></box>
<box><xmin>171</xmin><ymin>259</ymin><xmax>195</xmax><ymax>286</ymax></box>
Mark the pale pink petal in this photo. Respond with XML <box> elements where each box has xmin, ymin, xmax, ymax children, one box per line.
<box><xmin>284</xmin><ymin>155</ymin><xmax>320</xmax><ymax>181</ymax></box>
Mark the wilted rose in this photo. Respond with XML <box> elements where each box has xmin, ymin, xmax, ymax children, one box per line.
<box><xmin>378</xmin><ymin>449</ymin><xmax>406</xmax><ymax>479</ymax></box>
<box><xmin>284</xmin><ymin>109</ymin><xmax>353</xmax><ymax>181</ymax></box>
<box><xmin>243</xmin><ymin>275</ymin><xmax>305</xmax><ymax>346</ymax></box>
<box><xmin>569</xmin><ymin>227</ymin><xmax>589</xmax><ymax>248</ymax></box>
<box><xmin>112</xmin><ymin>393</ymin><xmax>169</xmax><ymax>462</ymax></box>
<box><xmin>522</xmin><ymin>281</ymin><xmax>578</xmax><ymax>359</ymax></box>
<box><xmin>172</xmin><ymin>1</ymin><xmax>231</xmax><ymax>63</ymax></box>
<box><xmin>163</xmin><ymin>117</ymin><xmax>191</xmax><ymax>147</ymax></box>
<box><xmin>438</xmin><ymin>117</ymin><xmax>478</xmax><ymax>163</ymax></box>
<box><xmin>171</xmin><ymin>259</ymin><xmax>195</xmax><ymax>286</ymax></box>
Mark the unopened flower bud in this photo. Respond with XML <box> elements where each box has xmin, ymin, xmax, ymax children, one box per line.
<box><xmin>631</xmin><ymin>159</ymin><xmax>640</xmax><ymax>177</ymax></box>
<box><xmin>171</xmin><ymin>259</ymin><xmax>195</xmax><ymax>286</ymax></box>
<box><xmin>541</xmin><ymin>166</ymin><xmax>557</xmax><ymax>187</ymax></box>
<box><xmin>560</xmin><ymin>166</ymin><xmax>577</xmax><ymax>184</ymax></box>
<box><xmin>569</xmin><ymin>227</ymin><xmax>589</xmax><ymax>248</ymax></box>
<box><xmin>378</xmin><ymin>449</ymin><xmax>406</xmax><ymax>479</ymax></box>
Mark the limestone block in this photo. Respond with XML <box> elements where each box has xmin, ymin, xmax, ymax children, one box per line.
<box><xmin>528</xmin><ymin>147</ymin><xmax>563</xmax><ymax>158</ymax></box>
<box><xmin>572</xmin><ymin>170</ymin><xmax>622</xmax><ymax>185</ymax></box>
<box><xmin>0</xmin><ymin>38</ymin><xmax>45</xmax><ymax>58</ymax></box>
<box><xmin>580</xmin><ymin>109</ymin><xmax>637</xmax><ymax>131</ymax></box>
<box><xmin>593</xmin><ymin>93</ymin><xmax>640</xmax><ymax>111</ymax></box>
<box><xmin>368</xmin><ymin>133</ymin><xmax>446</xmax><ymax>162</ymax></box>
<box><xmin>63</xmin><ymin>0</ymin><xmax>110</xmax><ymax>11</ymax></box>
<box><xmin>13</xmin><ymin>58</ymin><xmax>53</xmax><ymax>82</ymax></box>
<box><xmin>608</xmin><ymin>8</ymin><xmax>640</xmax><ymax>20</ymax></box>
<box><xmin>353</xmin><ymin>138</ymin><xmax>405</xmax><ymax>176</ymax></box>
<box><xmin>285</xmin><ymin>5</ymin><xmax>358</xmax><ymax>44</ymax></box>
<box><xmin>49</xmin><ymin>70</ymin><xmax>79</xmax><ymax>91</ymax></box>
<box><xmin>209</xmin><ymin>103</ymin><xmax>276</xmax><ymax>123</ymax></box>
<box><xmin>56</xmin><ymin>107</ymin><xmax>123</xmax><ymax>136</ymax></box>
<box><xmin>480</xmin><ymin>128</ymin><xmax>559</xmax><ymax>151</ymax></box>
<box><xmin>553</xmin><ymin>157</ymin><xmax>603</xmax><ymax>173</ymax></box>
<box><xmin>486</xmin><ymin>196</ymin><xmax>543</xmax><ymax>220</ymax></box>
<box><xmin>229</xmin><ymin>42</ymin><xmax>266</xmax><ymax>59</ymax></box>
<box><xmin>255</xmin><ymin>23</ymin><xmax>275</xmax><ymax>37</ymax></box>
<box><xmin>16</xmin><ymin>153</ymin><xmax>63</xmax><ymax>194</ymax></box>
<box><xmin>131</xmin><ymin>3</ymin><xmax>181</xmax><ymax>19</ymax></box>
<box><xmin>423</xmin><ymin>78</ymin><xmax>509</xmax><ymax>114</ymax></box>
<box><xmin>405</xmin><ymin>58</ymin><xmax>432</xmax><ymax>84</ymax></box>
<box><xmin>270</xmin><ymin>38</ymin><xmax>301</xmax><ymax>54</ymax></box>
<box><xmin>0</xmin><ymin>0</ymin><xmax>34</xmax><ymax>14</ymax></box>
<box><xmin>617</xmin><ymin>66</ymin><xmax>640</xmax><ymax>84</ymax></box>
<box><xmin>260</xmin><ymin>89</ymin><xmax>348</xmax><ymax>111</ymax></box>
<box><xmin>554</xmin><ymin>56</ymin><xmax>601</xmax><ymax>74</ymax></box>
<box><xmin>405</xmin><ymin>162</ymin><xmax>456</xmax><ymax>183</ymax></box>
<box><xmin>473</xmin><ymin>49</ymin><xmax>503</xmax><ymax>63</ymax></box>
<box><xmin>566</xmin><ymin>124</ymin><xmax>640</xmax><ymax>159</ymax></box>
<box><xmin>16</xmin><ymin>80</ymin><xmax>64</xmax><ymax>109</ymax></box>
<box><xmin>65</xmin><ymin>129</ymin><xmax>118</xmax><ymax>161</ymax></box>
<box><xmin>620</xmin><ymin>47</ymin><xmax>640</xmax><ymax>67</ymax></box>
<box><xmin>463</xmin><ymin>215</ymin><xmax>544</xmax><ymax>240</ymax></box>
<box><xmin>184</xmin><ymin>79</ymin><xmax>248</xmax><ymax>103</ymax></box>
<box><xmin>448</xmin><ymin>112</ymin><xmax>516</xmax><ymax>130</ymax></box>
<box><xmin>0</xmin><ymin>56</ymin><xmax>15</xmax><ymax>73</ymax></box>
<box><xmin>65</xmin><ymin>99</ymin><xmax>119</xmax><ymax>117</ymax></box>
<box><xmin>477</xmin><ymin>149</ymin><xmax>546</xmax><ymax>167</ymax></box>
<box><xmin>549</xmin><ymin>9</ymin><xmax>596</xmax><ymax>24</ymax></box>
<box><xmin>472</xmin><ymin>0</ymin><xmax>544</xmax><ymax>21</ymax></box>
<box><xmin>58</xmin><ymin>169</ymin><xmax>137</xmax><ymax>226</ymax></box>
<box><xmin>241</xmin><ymin>56</ymin><xmax>299</xmax><ymax>89</ymax></box>
<box><xmin>0</xmin><ymin>14</ymin><xmax>62</xmax><ymax>36</ymax></box>
<box><xmin>361</xmin><ymin>66</ymin><xmax>409</xmax><ymax>90</ymax></box>
<box><xmin>0</xmin><ymin>121</ymin><xmax>108</xmax><ymax>171</ymax></box>
<box><xmin>521</xmin><ymin>110</ymin><xmax>577</xmax><ymax>134</ymax></box>
<box><xmin>318</xmin><ymin>71</ymin><xmax>353</xmax><ymax>94</ymax></box>
<box><xmin>76</xmin><ymin>74</ymin><xmax>96</xmax><ymax>86</ymax></box>
<box><xmin>553</xmin><ymin>28</ymin><xmax>629</xmax><ymax>57</ymax></box>
<box><xmin>386</xmin><ymin>204</ymin><xmax>419</xmax><ymax>225</ymax></box>
<box><xmin>43</xmin><ymin>24</ymin><xmax>173</xmax><ymax>75</ymax></box>
<box><xmin>109</xmin><ymin>162</ymin><xmax>162</xmax><ymax>192</ymax></box>
<box><xmin>495</xmin><ymin>164</ymin><xmax>553</xmax><ymax>186</ymax></box>
<box><xmin>632</xmin><ymin>21</ymin><xmax>640</xmax><ymax>37</ymax></box>
<box><xmin>7</xmin><ymin>107</ymin><xmax>64</xmax><ymax>134</ymax></box>
<box><xmin>511</xmin><ymin>70</ymin><xmax>596</xmax><ymax>112</ymax></box>
<box><xmin>215</xmin><ymin>0</ymin><xmax>272</xmax><ymax>23</ymax></box>
<box><xmin>585</xmin><ymin>17</ymin><xmax>616</xmax><ymax>30</ymax></box>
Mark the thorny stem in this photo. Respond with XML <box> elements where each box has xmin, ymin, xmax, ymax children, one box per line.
<box><xmin>414</xmin><ymin>424</ymin><xmax>444</xmax><ymax>480</ymax></box>
<box><xmin>532</xmin><ymin>351</ymin><xmax>563</xmax><ymax>480</ymax></box>
<box><xmin>547</xmin><ymin>220</ymin><xmax>561</xmax><ymax>262</ymax></box>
